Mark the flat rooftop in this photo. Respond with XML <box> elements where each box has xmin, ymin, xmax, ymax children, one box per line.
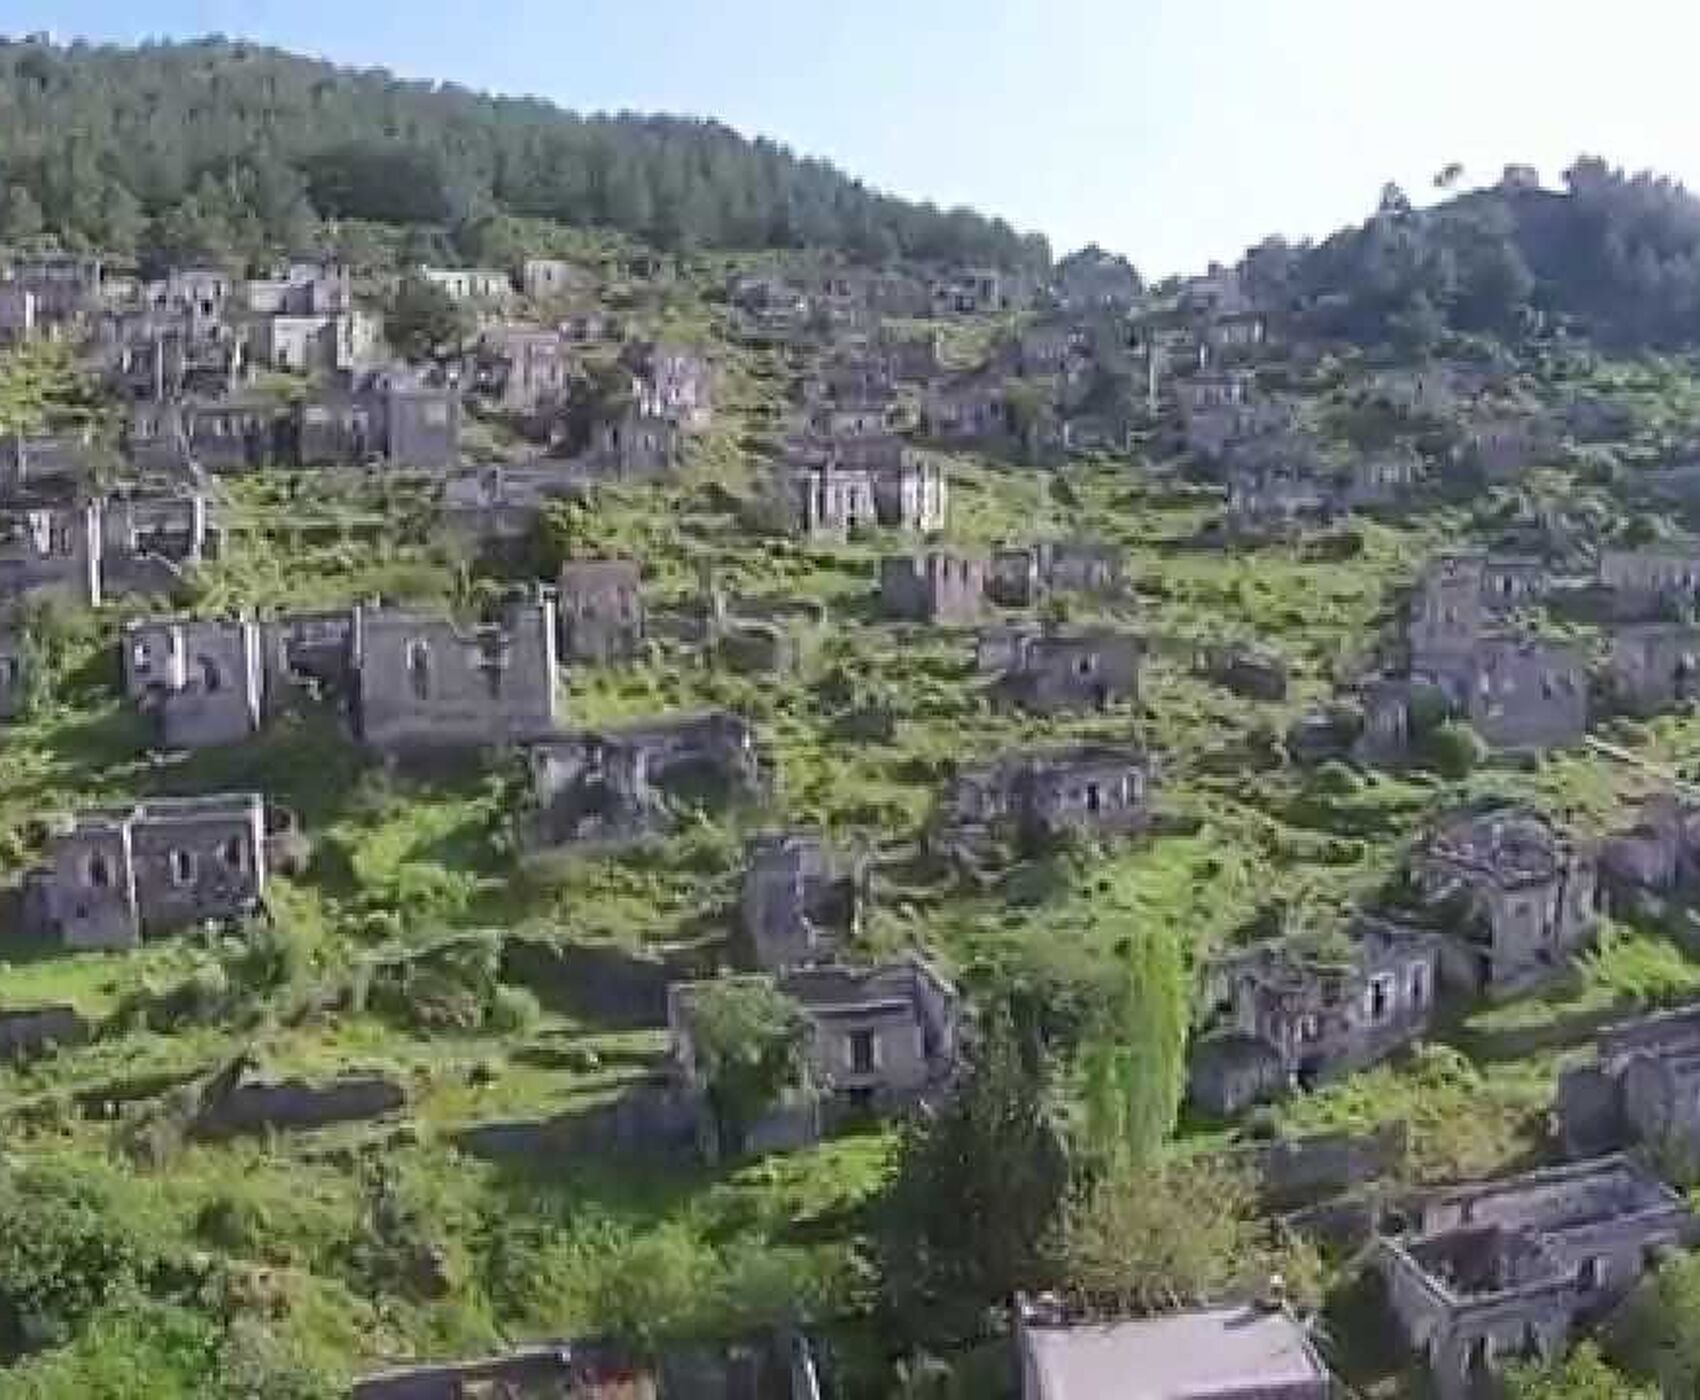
<box><xmin>1022</xmin><ymin>1306</ymin><xmax>1327</xmax><ymax>1400</ymax></box>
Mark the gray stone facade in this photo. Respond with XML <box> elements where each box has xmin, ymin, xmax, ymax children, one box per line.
<box><xmin>1190</xmin><ymin>916</ymin><xmax>1441</xmax><ymax>1117</ymax></box>
<box><xmin>1439</xmin><ymin>633</ymin><xmax>1587</xmax><ymax>753</ymax></box>
<box><xmin>557</xmin><ymin>559</ymin><xmax>644</xmax><ymax>663</ymax></box>
<box><xmin>123</xmin><ymin>617</ymin><xmax>264</xmax><ymax>748</ymax></box>
<box><xmin>669</xmin><ymin>954</ymin><xmax>961</xmax><ymax>1145</ymax></box>
<box><xmin>1558</xmin><ymin>1002</ymin><xmax>1700</xmax><ymax>1161</ymax></box>
<box><xmin>27</xmin><ymin>793</ymin><xmax>271</xmax><ymax>950</ymax></box>
<box><xmin>1407</xmin><ymin>552</ymin><xmax>1549</xmax><ymax>672</ymax></box>
<box><xmin>353</xmin><ymin>597</ymin><xmax>560</xmax><ymax>754</ymax></box>
<box><xmin>935</xmin><ymin>743</ymin><xmax>1154</xmax><ymax>850</ymax></box>
<box><xmin>1599</xmin><ymin>546</ymin><xmax>1700</xmax><ymax>620</ymax></box>
<box><xmin>992</xmin><ymin>627</ymin><xmax>1143</xmax><ymax>714</ymax></box>
<box><xmin>987</xmin><ymin>539</ymin><xmax>1123</xmax><ymax>608</ymax></box>
<box><xmin>740</xmin><ymin>830</ymin><xmax>867</xmax><ymax>972</ymax></box>
<box><xmin>1608</xmin><ymin>624</ymin><xmax>1700</xmax><ymax>715</ymax></box>
<box><xmin>1411</xmin><ymin>807</ymin><xmax>1599</xmax><ymax>998</ymax></box>
<box><xmin>0</xmin><ymin>490</ymin><xmax>213</xmax><ymax>608</ymax></box>
<box><xmin>524</xmin><ymin>711</ymin><xmax>762</xmax><ymax>852</ymax></box>
<box><xmin>1376</xmin><ymin>1155</ymin><xmax>1693</xmax><ymax>1400</ymax></box>
<box><xmin>788</xmin><ymin>445</ymin><xmax>947</xmax><ymax>539</ymax></box>
<box><xmin>879</xmin><ymin>552</ymin><xmax>986</xmax><ymax>624</ymax></box>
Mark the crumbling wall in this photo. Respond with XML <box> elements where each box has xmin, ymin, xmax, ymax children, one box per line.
<box><xmin>190</xmin><ymin>1072</ymin><xmax>405</xmax><ymax>1140</ymax></box>
<box><xmin>0</xmin><ymin>1003</ymin><xmax>88</xmax><ymax>1061</ymax></box>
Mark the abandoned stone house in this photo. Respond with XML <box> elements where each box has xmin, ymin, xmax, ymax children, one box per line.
<box><xmin>101</xmin><ymin>491</ymin><xmax>218</xmax><ymax>595</ymax></box>
<box><xmin>1608</xmin><ymin>624</ymin><xmax>1700</xmax><ymax>715</ymax></box>
<box><xmin>352</xmin><ymin>596</ymin><xmax>561</xmax><ymax>755</ymax></box>
<box><xmin>24</xmin><ymin>792</ymin><xmax>273</xmax><ymax>950</ymax></box>
<box><xmin>1189</xmin><ymin>916</ymin><xmax>1442</xmax><ymax>1117</ymax></box>
<box><xmin>0</xmin><ymin>430</ymin><xmax>98</xmax><ymax>504</ymax></box>
<box><xmin>1178</xmin><ymin>262</ymin><xmax>1254</xmax><ymax>319</ymax></box>
<box><xmin>1599</xmin><ymin>795</ymin><xmax>1700</xmax><ymax>913</ymax></box>
<box><xmin>922</xmin><ymin>374</ymin><xmax>1008</xmax><ymax>443</ymax></box>
<box><xmin>365</xmin><ymin>378</ymin><xmax>463</xmax><ymax>471</ymax></box>
<box><xmin>879</xmin><ymin>551</ymin><xmax>986</xmax><ymax>625</ymax></box>
<box><xmin>243</xmin><ymin>258</ymin><xmax>355</xmax><ymax>317</ymax></box>
<box><xmin>440</xmin><ymin>461</ymin><xmax>583</xmax><ymax>549</ymax></box>
<box><xmin>1203</xmin><ymin>309</ymin><xmax>1268</xmax><ymax>359</ymax></box>
<box><xmin>993</xmin><ymin>628</ymin><xmax>1143</xmax><ymax>714</ymax></box>
<box><xmin>874</xmin><ymin>330</ymin><xmax>944</xmax><ymax>386</ymax></box>
<box><xmin>625</xmin><ymin>341</ymin><xmax>713</xmax><ymax>432</ymax></box>
<box><xmin>788</xmin><ymin>448</ymin><xmax>947</xmax><ymax>540</ymax></box>
<box><xmin>419</xmin><ymin>266</ymin><xmax>512</xmax><ymax>304</ymax></box>
<box><xmin>934</xmin><ymin>743</ymin><xmax>1155</xmax><ymax>850</ymax></box>
<box><xmin>4</xmin><ymin>252</ymin><xmax>104</xmax><ymax>324</ymax></box>
<box><xmin>557</xmin><ymin>559</ymin><xmax>645</xmax><ymax>663</ymax></box>
<box><xmin>570</xmin><ymin>407</ymin><xmax>679</xmax><ymax>480</ymax></box>
<box><xmin>1195</xmin><ymin>641</ymin><xmax>1290</xmax><ymax>702</ymax></box>
<box><xmin>1410</xmin><ymin>807</ymin><xmax>1600</xmax><ymax>998</ymax></box>
<box><xmin>518</xmin><ymin>257</ymin><xmax>595</xmax><ymax>301</ymax></box>
<box><xmin>0</xmin><ymin>629</ymin><xmax>29</xmax><ymax>722</ymax></box>
<box><xmin>1340</xmin><ymin>445</ymin><xmax>1424</xmax><ymax>510</ymax></box>
<box><xmin>1420</xmin><ymin>632</ymin><xmax>1588</xmax><ymax>753</ymax></box>
<box><xmin>0</xmin><ymin>490</ymin><xmax>213</xmax><ymax>608</ymax></box>
<box><xmin>248</xmin><ymin>309</ymin><xmax>380</xmax><ymax>376</ymax></box>
<box><xmin>1014</xmin><ymin>1296</ymin><xmax>1333</xmax><ymax>1400</ymax></box>
<box><xmin>1179</xmin><ymin>367</ymin><xmax>1256</xmax><ymax>414</ymax></box>
<box><xmin>122</xmin><ymin>400</ymin><xmax>191</xmax><ymax>474</ymax></box>
<box><xmin>933</xmin><ymin>267</ymin><xmax>1011</xmax><ymax>316</ymax></box>
<box><xmin>1375</xmin><ymin>1155</ymin><xmax>1694</xmax><ymax>1400</ymax></box>
<box><xmin>473</xmin><ymin>326</ymin><xmax>574</xmax><ymax>415</ymax></box>
<box><xmin>1354</xmin><ymin>673</ymin><xmax>1443</xmax><ymax>768</ymax></box>
<box><xmin>986</xmin><ymin>539</ymin><xmax>1123</xmax><ymax>608</ymax></box>
<box><xmin>1371</xmin><ymin>365</ymin><xmax>1462</xmax><ymax>419</ymax></box>
<box><xmin>669</xmin><ymin>954</ymin><xmax>962</xmax><ymax>1148</ymax></box>
<box><xmin>1461</xmin><ymin>419</ymin><xmax>1537</xmax><ymax>482</ymax></box>
<box><xmin>1180</xmin><ymin>397</ymin><xmax>1292</xmax><ymax>462</ymax></box>
<box><xmin>1558</xmin><ymin>1001</ymin><xmax>1700</xmax><ymax>1161</ymax></box>
<box><xmin>740</xmin><ymin>829</ymin><xmax>867</xmax><ymax>972</ymax></box>
<box><xmin>0</xmin><ymin>503</ymin><xmax>99</xmax><ymax>605</ymax></box>
<box><xmin>559</xmin><ymin>309</ymin><xmax>624</xmax><ymax>345</ymax></box>
<box><xmin>1224</xmin><ymin>457</ymin><xmax>1334</xmax><ymax>534</ymax></box>
<box><xmin>123</xmin><ymin>616</ymin><xmax>264</xmax><ymax>749</ymax></box>
<box><xmin>186</xmin><ymin>394</ymin><xmax>279</xmax><ymax>473</ymax></box>
<box><xmin>1406</xmin><ymin>551</ymin><xmax>1551</xmax><ymax>671</ymax></box>
<box><xmin>524</xmin><ymin>710</ymin><xmax>762</xmax><ymax>852</ymax></box>
<box><xmin>1598</xmin><ymin>546</ymin><xmax>1700</xmax><ymax>620</ymax></box>
<box><xmin>809</xmin><ymin>391</ymin><xmax>897</xmax><ymax>441</ymax></box>
<box><xmin>0</xmin><ymin>285</ymin><xmax>37</xmax><ymax>345</ymax></box>
<box><xmin>1015</xmin><ymin>321</ymin><xmax>1078</xmax><ymax>378</ymax></box>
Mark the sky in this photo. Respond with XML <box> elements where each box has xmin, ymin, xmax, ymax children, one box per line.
<box><xmin>6</xmin><ymin>0</ymin><xmax>1700</xmax><ymax>275</ymax></box>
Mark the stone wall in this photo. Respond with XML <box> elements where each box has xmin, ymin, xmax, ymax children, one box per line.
<box><xmin>1227</xmin><ymin>1122</ymin><xmax>1409</xmax><ymax>1211</ymax></box>
<box><xmin>454</xmin><ymin>1077</ymin><xmax>703</xmax><ymax>1164</ymax></box>
<box><xmin>190</xmin><ymin>1072</ymin><xmax>405</xmax><ymax>1140</ymax></box>
<box><xmin>0</xmin><ymin>1003</ymin><xmax>88</xmax><ymax>1061</ymax></box>
<box><xmin>500</xmin><ymin>936</ymin><xmax>685</xmax><ymax>1029</ymax></box>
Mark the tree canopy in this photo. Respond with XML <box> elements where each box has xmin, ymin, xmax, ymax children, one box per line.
<box><xmin>1274</xmin><ymin>159</ymin><xmax>1700</xmax><ymax>349</ymax></box>
<box><xmin>0</xmin><ymin>36</ymin><xmax>1048</xmax><ymax>271</ymax></box>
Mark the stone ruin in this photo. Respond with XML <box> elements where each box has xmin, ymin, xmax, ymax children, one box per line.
<box><xmin>1376</xmin><ymin>1155</ymin><xmax>1694</xmax><ymax>1400</ymax></box>
<box><xmin>523</xmin><ymin>711</ymin><xmax>764</xmax><ymax>853</ymax></box>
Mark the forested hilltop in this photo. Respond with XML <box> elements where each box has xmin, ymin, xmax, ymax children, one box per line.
<box><xmin>0</xmin><ymin>35</ymin><xmax>1048</xmax><ymax>269</ymax></box>
<box><xmin>1266</xmin><ymin>161</ymin><xmax>1700</xmax><ymax>349</ymax></box>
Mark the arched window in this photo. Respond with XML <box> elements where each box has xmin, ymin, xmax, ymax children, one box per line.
<box><xmin>86</xmin><ymin>851</ymin><xmax>113</xmax><ymax>889</ymax></box>
<box><xmin>168</xmin><ymin>848</ymin><xmax>196</xmax><ymax>887</ymax></box>
<box><xmin>219</xmin><ymin>835</ymin><xmax>248</xmax><ymax>872</ymax></box>
<box><xmin>198</xmin><ymin>656</ymin><xmax>222</xmax><ymax>692</ymax></box>
<box><xmin>407</xmin><ymin>640</ymin><xmax>431</xmax><ymax>700</ymax></box>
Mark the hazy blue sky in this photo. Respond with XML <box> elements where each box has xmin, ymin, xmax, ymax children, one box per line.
<box><xmin>6</xmin><ymin>0</ymin><xmax>1698</xmax><ymax>274</ymax></box>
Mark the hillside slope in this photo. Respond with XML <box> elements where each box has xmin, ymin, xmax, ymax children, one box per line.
<box><xmin>0</xmin><ymin>35</ymin><xmax>1047</xmax><ymax>270</ymax></box>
